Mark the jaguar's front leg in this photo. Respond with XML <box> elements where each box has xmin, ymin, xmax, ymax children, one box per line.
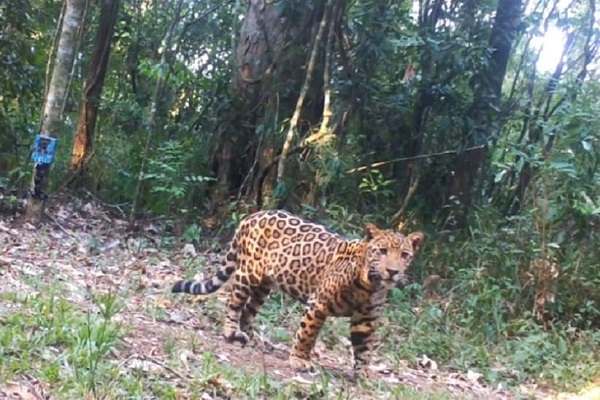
<box><xmin>349</xmin><ymin>310</ymin><xmax>378</xmax><ymax>380</ymax></box>
<box><xmin>289</xmin><ymin>301</ymin><xmax>329</xmax><ymax>373</ymax></box>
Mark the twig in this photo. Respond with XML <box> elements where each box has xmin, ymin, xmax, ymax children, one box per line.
<box><xmin>82</xmin><ymin>189</ymin><xmax>127</xmax><ymax>219</ymax></box>
<box><xmin>43</xmin><ymin>211</ymin><xmax>75</xmax><ymax>238</ymax></box>
<box><xmin>255</xmin><ymin>126</ymin><xmax>337</xmax><ymax>207</ymax></box>
<box><xmin>392</xmin><ymin>169</ymin><xmax>420</xmax><ymax>222</ymax></box>
<box><xmin>115</xmin><ymin>354</ymin><xmax>137</xmax><ymax>370</ymax></box>
<box><xmin>261</xmin><ymin>339</ymin><xmax>268</xmax><ymax>378</ymax></box>
<box><xmin>140</xmin><ymin>355</ymin><xmax>187</xmax><ymax>380</ymax></box>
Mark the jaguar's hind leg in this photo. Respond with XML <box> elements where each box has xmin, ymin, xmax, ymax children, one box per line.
<box><xmin>223</xmin><ymin>272</ymin><xmax>253</xmax><ymax>345</ymax></box>
<box><xmin>238</xmin><ymin>282</ymin><xmax>274</xmax><ymax>349</ymax></box>
<box><xmin>239</xmin><ymin>282</ymin><xmax>273</xmax><ymax>335</ymax></box>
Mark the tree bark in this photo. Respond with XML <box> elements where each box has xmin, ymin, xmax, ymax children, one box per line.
<box><xmin>26</xmin><ymin>0</ymin><xmax>87</xmax><ymax>221</ymax></box>
<box><xmin>71</xmin><ymin>0</ymin><xmax>120</xmax><ymax>179</ymax></box>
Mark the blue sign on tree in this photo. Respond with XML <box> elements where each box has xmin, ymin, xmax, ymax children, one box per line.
<box><xmin>31</xmin><ymin>135</ymin><xmax>57</xmax><ymax>165</ymax></box>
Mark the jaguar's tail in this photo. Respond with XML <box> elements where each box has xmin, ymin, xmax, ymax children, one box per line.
<box><xmin>171</xmin><ymin>241</ymin><xmax>238</xmax><ymax>295</ymax></box>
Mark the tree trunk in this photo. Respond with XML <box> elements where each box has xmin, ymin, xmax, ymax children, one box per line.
<box><xmin>211</xmin><ymin>0</ymin><xmax>323</xmax><ymax>210</ymax></box>
<box><xmin>449</xmin><ymin>0</ymin><xmax>522</xmax><ymax>224</ymax></box>
<box><xmin>26</xmin><ymin>0</ymin><xmax>87</xmax><ymax>221</ymax></box>
<box><xmin>71</xmin><ymin>0</ymin><xmax>120</xmax><ymax>180</ymax></box>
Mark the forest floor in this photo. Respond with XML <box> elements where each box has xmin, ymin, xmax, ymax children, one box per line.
<box><xmin>0</xmin><ymin>195</ymin><xmax>597</xmax><ymax>399</ymax></box>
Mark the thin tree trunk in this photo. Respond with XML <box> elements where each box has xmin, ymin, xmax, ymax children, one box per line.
<box><xmin>275</xmin><ymin>0</ymin><xmax>333</xmax><ymax>185</ymax></box>
<box><xmin>302</xmin><ymin>2</ymin><xmax>336</xmax><ymax>206</ymax></box>
<box><xmin>71</xmin><ymin>0</ymin><xmax>120</xmax><ymax>179</ymax></box>
<box><xmin>26</xmin><ymin>0</ymin><xmax>87</xmax><ymax>221</ymax></box>
<box><xmin>317</xmin><ymin>6</ymin><xmax>335</xmax><ymax>139</ymax></box>
<box><xmin>129</xmin><ymin>0</ymin><xmax>185</xmax><ymax>226</ymax></box>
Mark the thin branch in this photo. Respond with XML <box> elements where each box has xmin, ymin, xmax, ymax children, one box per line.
<box><xmin>256</xmin><ymin>119</ymin><xmax>341</xmax><ymax>208</ymax></box>
<box><xmin>392</xmin><ymin>169</ymin><xmax>421</xmax><ymax>223</ymax></box>
<box><xmin>345</xmin><ymin>145</ymin><xmax>486</xmax><ymax>174</ymax></box>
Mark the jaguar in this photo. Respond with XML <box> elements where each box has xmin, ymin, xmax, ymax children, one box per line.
<box><xmin>172</xmin><ymin>209</ymin><xmax>424</xmax><ymax>379</ymax></box>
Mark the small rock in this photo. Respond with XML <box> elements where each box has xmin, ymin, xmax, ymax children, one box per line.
<box><xmin>418</xmin><ymin>354</ymin><xmax>438</xmax><ymax>370</ymax></box>
<box><xmin>467</xmin><ymin>369</ymin><xmax>483</xmax><ymax>383</ymax></box>
<box><xmin>168</xmin><ymin>310</ymin><xmax>190</xmax><ymax>324</ymax></box>
<box><xmin>183</xmin><ymin>243</ymin><xmax>197</xmax><ymax>257</ymax></box>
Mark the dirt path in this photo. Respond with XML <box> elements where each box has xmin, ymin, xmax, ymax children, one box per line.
<box><xmin>0</xmin><ymin>198</ymin><xmax>563</xmax><ymax>399</ymax></box>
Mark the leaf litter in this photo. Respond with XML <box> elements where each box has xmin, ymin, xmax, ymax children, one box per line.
<box><xmin>0</xmin><ymin>195</ymin><xmax>589</xmax><ymax>399</ymax></box>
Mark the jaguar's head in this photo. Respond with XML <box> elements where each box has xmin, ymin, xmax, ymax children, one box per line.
<box><xmin>362</xmin><ymin>223</ymin><xmax>425</xmax><ymax>289</ymax></box>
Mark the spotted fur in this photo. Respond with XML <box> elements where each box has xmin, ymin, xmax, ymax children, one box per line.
<box><xmin>172</xmin><ymin>209</ymin><xmax>424</xmax><ymax>379</ymax></box>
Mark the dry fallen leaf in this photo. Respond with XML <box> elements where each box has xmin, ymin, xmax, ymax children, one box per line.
<box><xmin>369</xmin><ymin>362</ymin><xmax>392</xmax><ymax>374</ymax></box>
<box><xmin>1</xmin><ymin>381</ymin><xmax>43</xmax><ymax>400</ymax></box>
<box><xmin>179</xmin><ymin>349</ymin><xmax>196</xmax><ymax>370</ymax></box>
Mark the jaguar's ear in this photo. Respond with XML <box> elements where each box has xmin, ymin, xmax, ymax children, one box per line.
<box><xmin>364</xmin><ymin>223</ymin><xmax>380</xmax><ymax>241</ymax></box>
<box><xmin>407</xmin><ymin>231</ymin><xmax>425</xmax><ymax>253</ymax></box>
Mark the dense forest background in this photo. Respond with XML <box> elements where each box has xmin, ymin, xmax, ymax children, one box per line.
<box><xmin>1</xmin><ymin>0</ymin><xmax>600</xmax><ymax>392</ymax></box>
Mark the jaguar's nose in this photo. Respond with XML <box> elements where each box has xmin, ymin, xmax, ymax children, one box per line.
<box><xmin>386</xmin><ymin>269</ymin><xmax>399</xmax><ymax>278</ymax></box>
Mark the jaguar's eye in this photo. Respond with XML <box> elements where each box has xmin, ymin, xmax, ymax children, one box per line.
<box><xmin>401</xmin><ymin>251</ymin><xmax>412</xmax><ymax>261</ymax></box>
<box><xmin>379</xmin><ymin>248</ymin><xmax>388</xmax><ymax>256</ymax></box>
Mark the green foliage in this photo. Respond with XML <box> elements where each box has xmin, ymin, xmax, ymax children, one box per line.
<box><xmin>142</xmin><ymin>140</ymin><xmax>215</xmax><ymax>216</ymax></box>
<box><xmin>393</xmin><ymin>203</ymin><xmax>600</xmax><ymax>389</ymax></box>
<box><xmin>359</xmin><ymin>170</ymin><xmax>395</xmax><ymax>202</ymax></box>
<box><xmin>379</xmin><ymin>297</ymin><xmax>600</xmax><ymax>390</ymax></box>
<box><xmin>182</xmin><ymin>222</ymin><xmax>202</xmax><ymax>243</ymax></box>
<box><xmin>0</xmin><ymin>290</ymin><xmax>123</xmax><ymax>398</ymax></box>
<box><xmin>0</xmin><ymin>0</ymin><xmax>57</xmax><ymax>188</ymax></box>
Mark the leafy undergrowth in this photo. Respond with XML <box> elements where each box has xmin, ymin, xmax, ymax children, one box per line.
<box><xmin>0</xmin><ymin>197</ymin><xmax>597</xmax><ymax>400</ymax></box>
